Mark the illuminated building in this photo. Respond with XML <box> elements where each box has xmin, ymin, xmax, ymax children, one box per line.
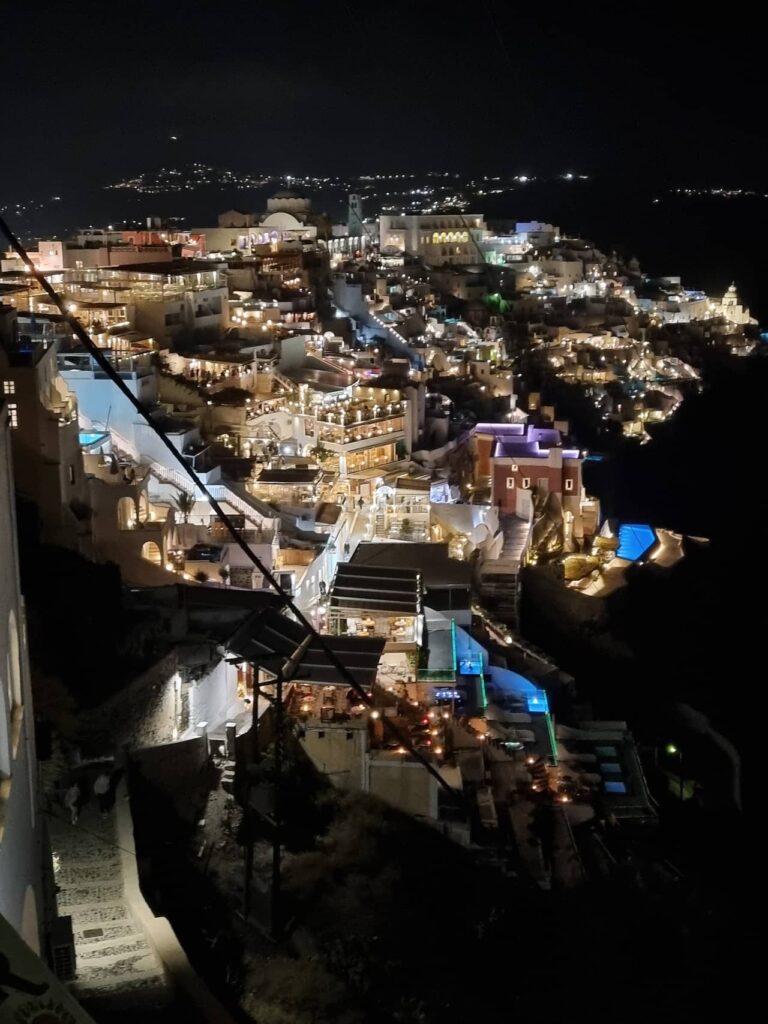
<box><xmin>0</xmin><ymin>305</ymin><xmax>92</xmax><ymax>552</ymax></box>
<box><xmin>379</xmin><ymin>213</ymin><xmax>487</xmax><ymax>265</ymax></box>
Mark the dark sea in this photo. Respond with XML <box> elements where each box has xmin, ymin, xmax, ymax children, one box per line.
<box><xmin>6</xmin><ymin>177</ymin><xmax>766</xmax><ymax>324</ymax></box>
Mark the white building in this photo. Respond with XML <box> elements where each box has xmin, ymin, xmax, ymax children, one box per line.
<box><xmin>195</xmin><ymin>194</ymin><xmax>319</xmax><ymax>254</ymax></box>
<box><xmin>0</xmin><ymin>401</ymin><xmax>46</xmax><ymax>956</ymax></box>
<box><xmin>379</xmin><ymin>213</ymin><xmax>486</xmax><ymax>265</ymax></box>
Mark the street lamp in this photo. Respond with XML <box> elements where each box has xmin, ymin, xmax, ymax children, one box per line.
<box><xmin>666</xmin><ymin>743</ymin><xmax>684</xmax><ymax>800</ymax></box>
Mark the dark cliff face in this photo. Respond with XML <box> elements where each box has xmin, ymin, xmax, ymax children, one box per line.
<box><xmin>585</xmin><ymin>353</ymin><xmax>768</xmax><ymax>541</ymax></box>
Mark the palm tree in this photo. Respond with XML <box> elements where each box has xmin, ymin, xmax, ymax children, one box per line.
<box><xmin>310</xmin><ymin>442</ymin><xmax>330</xmax><ymax>465</ymax></box>
<box><xmin>172</xmin><ymin>489</ymin><xmax>195</xmax><ymax>524</ymax></box>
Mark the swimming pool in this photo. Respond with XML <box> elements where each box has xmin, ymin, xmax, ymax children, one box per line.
<box><xmin>616</xmin><ymin>523</ymin><xmax>656</xmax><ymax>560</ymax></box>
<box><xmin>79</xmin><ymin>432</ymin><xmax>109</xmax><ymax>447</ymax></box>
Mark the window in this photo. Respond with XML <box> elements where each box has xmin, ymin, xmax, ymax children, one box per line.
<box><xmin>8</xmin><ymin>403</ymin><xmax>18</xmax><ymax>429</ymax></box>
<box><xmin>510</xmin><ymin>464</ymin><xmax>518</xmax><ymax>472</ymax></box>
<box><xmin>317</xmin><ymin>731</ymin><xmax>325</xmax><ymax>739</ymax></box>
<box><xmin>521</xmin><ymin>477</ymin><xmax>531</xmax><ymax>489</ymax></box>
<box><xmin>506</xmin><ymin>477</ymin><xmax>515</xmax><ymax>489</ymax></box>
<box><xmin>2</xmin><ymin>380</ymin><xmax>15</xmax><ymax>395</ymax></box>
<box><xmin>564</xmin><ymin>479</ymin><xmax>574</xmax><ymax>492</ymax></box>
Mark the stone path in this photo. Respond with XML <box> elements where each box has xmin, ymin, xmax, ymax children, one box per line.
<box><xmin>49</xmin><ymin>799</ymin><xmax>170</xmax><ymax>1012</ymax></box>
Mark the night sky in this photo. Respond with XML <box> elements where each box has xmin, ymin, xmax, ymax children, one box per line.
<box><xmin>2</xmin><ymin>1</ymin><xmax>764</xmax><ymax>196</ymax></box>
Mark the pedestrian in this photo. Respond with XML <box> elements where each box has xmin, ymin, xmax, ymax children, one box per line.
<box><xmin>64</xmin><ymin>782</ymin><xmax>80</xmax><ymax>825</ymax></box>
<box><xmin>94</xmin><ymin>771</ymin><xmax>111</xmax><ymax>816</ymax></box>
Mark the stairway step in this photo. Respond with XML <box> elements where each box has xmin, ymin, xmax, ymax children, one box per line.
<box><xmin>67</xmin><ymin>902</ymin><xmax>131</xmax><ymax>926</ymax></box>
<box><xmin>75</xmin><ymin>922</ymin><xmax>138</xmax><ymax>945</ymax></box>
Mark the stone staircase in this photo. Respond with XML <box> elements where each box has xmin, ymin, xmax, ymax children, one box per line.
<box><xmin>49</xmin><ymin>801</ymin><xmax>170</xmax><ymax>1012</ymax></box>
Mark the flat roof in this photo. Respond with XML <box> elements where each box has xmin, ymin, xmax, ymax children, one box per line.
<box><xmin>226</xmin><ymin>608</ymin><xmax>384</xmax><ymax>686</ymax></box>
<box><xmin>330</xmin><ymin>562</ymin><xmax>421</xmax><ymax>614</ymax></box>
<box><xmin>107</xmin><ymin>259</ymin><xmax>223</xmax><ymax>275</ymax></box>
<box><xmin>393</xmin><ymin>475</ymin><xmax>431</xmax><ymax>492</ymax></box>
<box><xmin>256</xmin><ymin>468</ymin><xmax>321</xmax><ymax>485</ymax></box>
<box><xmin>350</xmin><ymin>543</ymin><xmax>471</xmax><ymax>588</ymax></box>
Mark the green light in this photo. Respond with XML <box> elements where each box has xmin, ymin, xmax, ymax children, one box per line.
<box><xmin>665</xmin><ymin>744</ymin><xmax>679</xmax><ymax>755</ymax></box>
<box><xmin>545</xmin><ymin>712</ymin><xmax>558</xmax><ymax>766</ymax></box>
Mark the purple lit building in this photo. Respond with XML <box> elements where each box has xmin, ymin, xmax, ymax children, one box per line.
<box><xmin>470</xmin><ymin>422</ymin><xmax>584</xmax><ymax>518</ymax></box>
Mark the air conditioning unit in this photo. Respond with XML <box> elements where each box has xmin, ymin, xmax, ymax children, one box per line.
<box><xmin>49</xmin><ymin>915</ymin><xmax>76</xmax><ymax>981</ymax></box>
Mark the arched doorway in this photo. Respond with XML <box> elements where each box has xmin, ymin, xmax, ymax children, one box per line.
<box><xmin>7</xmin><ymin>608</ymin><xmax>22</xmax><ymax>710</ymax></box>
<box><xmin>117</xmin><ymin>495</ymin><xmax>135</xmax><ymax>530</ymax></box>
<box><xmin>141</xmin><ymin>541</ymin><xmax>162</xmax><ymax>565</ymax></box>
<box><xmin>20</xmin><ymin>885</ymin><xmax>40</xmax><ymax>954</ymax></box>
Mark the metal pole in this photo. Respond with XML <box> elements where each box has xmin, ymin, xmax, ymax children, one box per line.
<box><xmin>270</xmin><ymin>634</ymin><xmax>312</xmax><ymax>939</ymax></box>
<box><xmin>271</xmin><ymin>668</ymin><xmax>283</xmax><ymax>939</ymax></box>
<box><xmin>244</xmin><ymin>822</ymin><xmax>254</xmax><ymax>919</ymax></box>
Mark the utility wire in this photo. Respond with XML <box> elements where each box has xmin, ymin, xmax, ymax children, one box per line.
<box><xmin>0</xmin><ymin>214</ymin><xmax>462</xmax><ymax>806</ymax></box>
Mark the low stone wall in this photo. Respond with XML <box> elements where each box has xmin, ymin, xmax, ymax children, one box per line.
<box><xmin>115</xmin><ymin>778</ymin><xmax>238</xmax><ymax>1023</ymax></box>
<box><xmin>83</xmin><ymin>652</ymin><xmax>179</xmax><ymax>752</ymax></box>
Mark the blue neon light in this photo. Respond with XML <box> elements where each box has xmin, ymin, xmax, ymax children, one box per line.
<box><xmin>527</xmin><ymin>690</ymin><xmax>549</xmax><ymax>714</ymax></box>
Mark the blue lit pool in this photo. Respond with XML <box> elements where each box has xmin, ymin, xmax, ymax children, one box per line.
<box><xmin>79</xmin><ymin>431</ymin><xmax>109</xmax><ymax>447</ymax></box>
<box><xmin>616</xmin><ymin>523</ymin><xmax>656</xmax><ymax>560</ymax></box>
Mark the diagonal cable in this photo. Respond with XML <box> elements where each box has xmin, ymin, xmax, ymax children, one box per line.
<box><xmin>0</xmin><ymin>213</ymin><xmax>462</xmax><ymax>805</ymax></box>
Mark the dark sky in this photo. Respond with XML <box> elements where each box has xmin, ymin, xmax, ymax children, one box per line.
<box><xmin>2</xmin><ymin>1</ymin><xmax>764</xmax><ymax>197</ymax></box>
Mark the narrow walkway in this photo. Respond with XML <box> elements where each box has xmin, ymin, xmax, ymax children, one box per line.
<box><xmin>490</xmin><ymin>513</ymin><xmax>531</xmax><ymax>572</ymax></box>
<box><xmin>49</xmin><ymin>799</ymin><xmax>170</xmax><ymax>1012</ymax></box>
<box><xmin>480</xmin><ymin>514</ymin><xmax>531</xmax><ymax>622</ymax></box>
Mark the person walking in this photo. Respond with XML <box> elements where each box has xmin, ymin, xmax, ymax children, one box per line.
<box><xmin>64</xmin><ymin>782</ymin><xmax>80</xmax><ymax>825</ymax></box>
<box><xmin>94</xmin><ymin>772</ymin><xmax>111</xmax><ymax>816</ymax></box>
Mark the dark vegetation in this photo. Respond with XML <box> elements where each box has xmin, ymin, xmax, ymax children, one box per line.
<box><xmin>129</xmin><ymin>733</ymin><xmax>742</xmax><ymax>1024</ymax></box>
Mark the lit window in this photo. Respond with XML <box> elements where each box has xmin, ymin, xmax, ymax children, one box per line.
<box><xmin>506</xmin><ymin>477</ymin><xmax>515</xmax><ymax>489</ymax></box>
<box><xmin>2</xmin><ymin>380</ymin><xmax>15</xmax><ymax>395</ymax></box>
<box><xmin>522</xmin><ymin>477</ymin><xmax>531</xmax><ymax>489</ymax></box>
<box><xmin>565</xmin><ymin>479</ymin><xmax>574</xmax><ymax>492</ymax></box>
<box><xmin>8</xmin><ymin>403</ymin><xmax>18</xmax><ymax>429</ymax></box>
